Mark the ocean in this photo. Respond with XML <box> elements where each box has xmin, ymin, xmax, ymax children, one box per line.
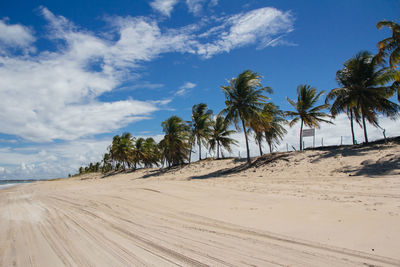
<box><xmin>0</xmin><ymin>180</ymin><xmax>35</xmax><ymax>190</ymax></box>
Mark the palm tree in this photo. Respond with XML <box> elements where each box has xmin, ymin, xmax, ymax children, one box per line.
<box><xmin>332</xmin><ymin>51</ymin><xmax>399</xmax><ymax>143</ymax></box>
<box><xmin>286</xmin><ymin>85</ymin><xmax>332</xmax><ymax>150</ymax></box>
<box><xmin>326</xmin><ymin>87</ymin><xmax>357</xmax><ymax>145</ymax></box>
<box><xmin>133</xmin><ymin>137</ymin><xmax>145</xmax><ymax>169</ymax></box>
<box><xmin>376</xmin><ymin>21</ymin><xmax>400</xmax><ymax>102</ymax></box>
<box><xmin>110</xmin><ymin>133</ymin><xmax>134</xmax><ymax>169</ymax></box>
<box><xmin>159</xmin><ymin>116</ymin><xmax>191</xmax><ymax>167</ymax></box>
<box><xmin>187</xmin><ymin>125</ymin><xmax>195</xmax><ymax>164</ymax></box>
<box><xmin>248</xmin><ymin>111</ymin><xmax>267</xmax><ymax>156</ymax></box>
<box><xmin>191</xmin><ymin>103</ymin><xmax>213</xmax><ymax>161</ymax></box>
<box><xmin>249</xmin><ymin>103</ymin><xmax>287</xmax><ymax>155</ymax></box>
<box><xmin>220</xmin><ymin>70</ymin><xmax>272</xmax><ymax>164</ymax></box>
<box><xmin>376</xmin><ymin>20</ymin><xmax>400</xmax><ymax>69</ymax></box>
<box><xmin>208</xmin><ymin>115</ymin><xmax>238</xmax><ymax>159</ymax></box>
<box><xmin>142</xmin><ymin>137</ymin><xmax>159</xmax><ymax>168</ymax></box>
<box><xmin>101</xmin><ymin>153</ymin><xmax>113</xmax><ymax>173</ymax></box>
<box><xmin>262</xmin><ymin>103</ymin><xmax>287</xmax><ymax>153</ymax></box>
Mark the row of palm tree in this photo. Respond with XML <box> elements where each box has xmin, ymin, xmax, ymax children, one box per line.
<box><xmin>76</xmin><ymin>19</ymin><xmax>400</xmax><ymax>174</ymax></box>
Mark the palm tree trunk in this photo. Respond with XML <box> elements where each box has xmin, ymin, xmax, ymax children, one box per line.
<box><xmin>217</xmin><ymin>141</ymin><xmax>220</xmax><ymax>159</ymax></box>
<box><xmin>268</xmin><ymin>142</ymin><xmax>272</xmax><ymax>153</ymax></box>
<box><xmin>258</xmin><ymin>141</ymin><xmax>263</xmax><ymax>156</ymax></box>
<box><xmin>241</xmin><ymin>119</ymin><xmax>251</xmax><ymax>164</ymax></box>
<box><xmin>350</xmin><ymin>110</ymin><xmax>356</xmax><ymax>145</ymax></box>
<box><xmin>362</xmin><ymin>114</ymin><xmax>369</xmax><ymax>143</ymax></box>
<box><xmin>198</xmin><ymin>139</ymin><xmax>202</xmax><ymax>161</ymax></box>
<box><xmin>189</xmin><ymin>142</ymin><xmax>192</xmax><ymax>164</ymax></box>
<box><xmin>299</xmin><ymin>119</ymin><xmax>304</xmax><ymax>150</ymax></box>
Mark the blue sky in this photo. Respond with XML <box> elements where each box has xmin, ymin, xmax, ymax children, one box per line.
<box><xmin>0</xmin><ymin>0</ymin><xmax>399</xmax><ymax>179</ymax></box>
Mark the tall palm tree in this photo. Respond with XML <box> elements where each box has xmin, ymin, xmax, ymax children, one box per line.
<box><xmin>332</xmin><ymin>51</ymin><xmax>399</xmax><ymax>143</ymax></box>
<box><xmin>220</xmin><ymin>70</ymin><xmax>272</xmax><ymax>164</ymax></box>
<box><xmin>208</xmin><ymin>115</ymin><xmax>238</xmax><ymax>159</ymax></box>
<box><xmin>191</xmin><ymin>103</ymin><xmax>213</xmax><ymax>161</ymax></box>
<box><xmin>159</xmin><ymin>116</ymin><xmax>191</xmax><ymax>167</ymax></box>
<box><xmin>286</xmin><ymin>85</ymin><xmax>332</xmax><ymax>150</ymax></box>
<box><xmin>262</xmin><ymin>103</ymin><xmax>287</xmax><ymax>153</ymax></box>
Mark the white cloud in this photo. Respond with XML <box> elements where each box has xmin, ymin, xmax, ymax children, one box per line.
<box><xmin>0</xmin><ymin>7</ymin><xmax>198</xmax><ymax>142</ymax></box>
<box><xmin>0</xmin><ymin>6</ymin><xmax>294</xmax><ymax>138</ymax></box>
<box><xmin>0</xmin><ymin>20</ymin><xmax>35</xmax><ymax>53</ymax></box>
<box><xmin>175</xmin><ymin>81</ymin><xmax>196</xmax><ymax>96</ymax></box>
<box><xmin>0</xmin><ymin>134</ymin><xmax>167</xmax><ymax>180</ymax></box>
<box><xmin>186</xmin><ymin>0</ymin><xmax>205</xmax><ymax>15</ymax></box>
<box><xmin>196</xmin><ymin>7</ymin><xmax>294</xmax><ymax>58</ymax></box>
<box><xmin>0</xmin><ymin>138</ymin><xmax>111</xmax><ymax>179</ymax></box>
<box><xmin>185</xmin><ymin>0</ymin><xmax>218</xmax><ymax>16</ymax></box>
<box><xmin>209</xmin><ymin>0</ymin><xmax>218</xmax><ymax>7</ymax></box>
<box><xmin>0</xmin><ymin>6</ymin><xmax>298</xmax><ymax>178</ymax></box>
<box><xmin>150</xmin><ymin>0</ymin><xmax>179</xmax><ymax>17</ymax></box>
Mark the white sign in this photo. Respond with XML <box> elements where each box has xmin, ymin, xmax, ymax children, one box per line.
<box><xmin>302</xmin><ymin>128</ymin><xmax>315</xmax><ymax>137</ymax></box>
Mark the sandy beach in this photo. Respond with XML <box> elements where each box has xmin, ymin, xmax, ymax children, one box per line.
<box><xmin>1</xmin><ymin>141</ymin><xmax>400</xmax><ymax>266</ymax></box>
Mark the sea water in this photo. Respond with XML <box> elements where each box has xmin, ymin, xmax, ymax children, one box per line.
<box><xmin>0</xmin><ymin>180</ymin><xmax>34</xmax><ymax>190</ymax></box>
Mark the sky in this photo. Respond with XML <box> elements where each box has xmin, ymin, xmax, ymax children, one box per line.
<box><xmin>0</xmin><ymin>0</ymin><xmax>399</xmax><ymax>179</ymax></box>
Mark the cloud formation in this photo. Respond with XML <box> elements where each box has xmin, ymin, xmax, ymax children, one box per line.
<box><xmin>0</xmin><ymin>19</ymin><xmax>36</xmax><ymax>53</ymax></box>
<box><xmin>0</xmin><ymin>138</ymin><xmax>111</xmax><ymax>179</ymax></box>
<box><xmin>150</xmin><ymin>0</ymin><xmax>179</xmax><ymax>17</ymax></box>
<box><xmin>0</xmin><ymin>5</ymin><xmax>297</xmax><ymax>179</ymax></box>
<box><xmin>197</xmin><ymin>7</ymin><xmax>294</xmax><ymax>58</ymax></box>
<box><xmin>151</xmin><ymin>0</ymin><xmax>218</xmax><ymax>17</ymax></box>
<box><xmin>175</xmin><ymin>81</ymin><xmax>196</xmax><ymax>96</ymax></box>
<box><xmin>0</xmin><ymin>6</ymin><xmax>294</xmax><ymax>143</ymax></box>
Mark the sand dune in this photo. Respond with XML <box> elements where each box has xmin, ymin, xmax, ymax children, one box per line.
<box><xmin>1</xmin><ymin>141</ymin><xmax>400</xmax><ymax>266</ymax></box>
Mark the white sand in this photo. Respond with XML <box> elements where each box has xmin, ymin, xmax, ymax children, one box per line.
<box><xmin>1</xmin><ymin>141</ymin><xmax>399</xmax><ymax>266</ymax></box>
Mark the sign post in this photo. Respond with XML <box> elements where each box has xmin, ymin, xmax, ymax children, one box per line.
<box><xmin>302</xmin><ymin>128</ymin><xmax>315</xmax><ymax>148</ymax></box>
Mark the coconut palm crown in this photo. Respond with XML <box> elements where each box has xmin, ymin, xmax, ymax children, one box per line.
<box><xmin>220</xmin><ymin>70</ymin><xmax>272</xmax><ymax>163</ymax></box>
<box><xmin>191</xmin><ymin>103</ymin><xmax>213</xmax><ymax>161</ymax></box>
<box><xmin>262</xmin><ymin>103</ymin><xmax>287</xmax><ymax>153</ymax></box>
<box><xmin>286</xmin><ymin>85</ymin><xmax>332</xmax><ymax>150</ymax></box>
<box><xmin>159</xmin><ymin>116</ymin><xmax>191</xmax><ymax>167</ymax></box>
<box><xmin>376</xmin><ymin>20</ymin><xmax>400</xmax><ymax>69</ymax></box>
<box><xmin>208</xmin><ymin>115</ymin><xmax>238</xmax><ymax>159</ymax></box>
<box><xmin>332</xmin><ymin>51</ymin><xmax>399</xmax><ymax>143</ymax></box>
<box><xmin>376</xmin><ymin>20</ymin><xmax>400</xmax><ymax>102</ymax></box>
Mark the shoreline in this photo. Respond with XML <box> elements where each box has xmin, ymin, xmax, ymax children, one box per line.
<box><xmin>0</xmin><ymin>183</ymin><xmax>18</xmax><ymax>190</ymax></box>
<box><xmin>0</xmin><ymin>180</ymin><xmax>37</xmax><ymax>190</ymax></box>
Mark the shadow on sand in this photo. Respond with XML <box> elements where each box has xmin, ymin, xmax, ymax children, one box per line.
<box><xmin>100</xmin><ymin>136</ymin><xmax>400</xmax><ymax>180</ymax></box>
<box><xmin>140</xmin><ymin>154</ymin><xmax>290</xmax><ymax>180</ymax></box>
<box><xmin>306</xmin><ymin>136</ymin><xmax>400</xmax><ymax>177</ymax></box>
<box><xmin>189</xmin><ymin>153</ymin><xmax>290</xmax><ymax>180</ymax></box>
